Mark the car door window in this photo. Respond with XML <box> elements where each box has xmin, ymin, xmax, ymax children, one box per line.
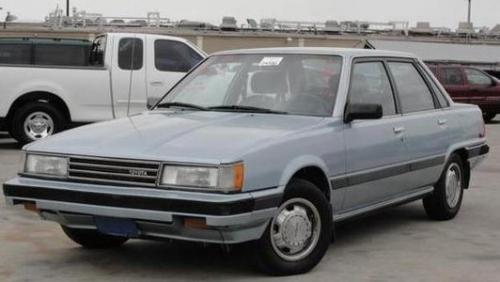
<box><xmin>154</xmin><ymin>40</ymin><xmax>203</xmax><ymax>72</ymax></box>
<box><xmin>118</xmin><ymin>38</ymin><xmax>143</xmax><ymax>70</ymax></box>
<box><xmin>388</xmin><ymin>62</ymin><xmax>436</xmax><ymax>113</ymax></box>
<box><xmin>464</xmin><ymin>68</ymin><xmax>493</xmax><ymax>87</ymax></box>
<box><xmin>441</xmin><ymin>67</ymin><xmax>464</xmax><ymax>85</ymax></box>
<box><xmin>348</xmin><ymin>61</ymin><xmax>396</xmax><ymax>116</ymax></box>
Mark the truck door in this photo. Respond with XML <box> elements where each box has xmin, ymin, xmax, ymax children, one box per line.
<box><xmin>111</xmin><ymin>35</ymin><xmax>147</xmax><ymax>117</ymax></box>
<box><xmin>145</xmin><ymin>37</ymin><xmax>204</xmax><ymax>107</ymax></box>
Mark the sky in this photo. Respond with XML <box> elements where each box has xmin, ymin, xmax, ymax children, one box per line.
<box><xmin>0</xmin><ymin>0</ymin><xmax>499</xmax><ymax>29</ymax></box>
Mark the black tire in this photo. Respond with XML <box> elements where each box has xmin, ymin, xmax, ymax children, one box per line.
<box><xmin>252</xmin><ymin>178</ymin><xmax>332</xmax><ymax>276</ymax></box>
<box><xmin>10</xmin><ymin>101</ymin><xmax>66</xmax><ymax>145</ymax></box>
<box><xmin>483</xmin><ymin>113</ymin><xmax>496</xmax><ymax>123</ymax></box>
<box><xmin>61</xmin><ymin>226</ymin><xmax>129</xmax><ymax>249</ymax></box>
<box><xmin>423</xmin><ymin>154</ymin><xmax>465</xmax><ymax>221</ymax></box>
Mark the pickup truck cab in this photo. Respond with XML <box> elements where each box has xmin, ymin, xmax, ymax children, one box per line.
<box><xmin>3</xmin><ymin>48</ymin><xmax>488</xmax><ymax>275</ymax></box>
<box><xmin>428</xmin><ymin>64</ymin><xmax>500</xmax><ymax>122</ymax></box>
<box><xmin>0</xmin><ymin>33</ymin><xmax>205</xmax><ymax>144</ymax></box>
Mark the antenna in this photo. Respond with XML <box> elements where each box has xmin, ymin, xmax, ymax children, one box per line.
<box><xmin>66</xmin><ymin>0</ymin><xmax>70</xmax><ymax>17</ymax></box>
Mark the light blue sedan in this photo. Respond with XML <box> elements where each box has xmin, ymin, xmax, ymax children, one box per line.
<box><xmin>3</xmin><ymin>48</ymin><xmax>489</xmax><ymax>275</ymax></box>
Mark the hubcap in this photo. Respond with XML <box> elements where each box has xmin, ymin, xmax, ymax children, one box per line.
<box><xmin>445</xmin><ymin>163</ymin><xmax>462</xmax><ymax>208</ymax></box>
<box><xmin>24</xmin><ymin>112</ymin><xmax>54</xmax><ymax>140</ymax></box>
<box><xmin>270</xmin><ymin>198</ymin><xmax>321</xmax><ymax>261</ymax></box>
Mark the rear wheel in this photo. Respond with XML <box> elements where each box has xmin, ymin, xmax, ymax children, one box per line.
<box><xmin>10</xmin><ymin>102</ymin><xmax>66</xmax><ymax>145</ymax></box>
<box><xmin>483</xmin><ymin>113</ymin><xmax>496</xmax><ymax>123</ymax></box>
<box><xmin>61</xmin><ymin>226</ymin><xmax>129</xmax><ymax>249</ymax></box>
<box><xmin>423</xmin><ymin>154</ymin><xmax>465</xmax><ymax>220</ymax></box>
<box><xmin>252</xmin><ymin>179</ymin><xmax>332</xmax><ymax>275</ymax></box>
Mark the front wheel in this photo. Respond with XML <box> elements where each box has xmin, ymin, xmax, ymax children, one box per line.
<box><xmin>252</xmin><ymin>179</ymin><xmax>332</xmax><ymax>275</ymax></box>
<box><xmin>423</xmin><ymin>154</ymin><xmax>465</xmax><ymax>220</ymax></box>
<box><xmin>61</xmin><ymin>226</ymin><xmax>129</xmax><ymax>249</ymax></box>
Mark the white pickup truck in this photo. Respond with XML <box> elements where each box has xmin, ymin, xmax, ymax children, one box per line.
<box><xmin>0</xmin><ymin>33</ymin><xmax>206</xmax><ymax>144</ymax></box>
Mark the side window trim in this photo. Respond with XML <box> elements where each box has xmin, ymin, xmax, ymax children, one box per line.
<box><xmin>385</xmin><ymin>58</ymin><xmax>440</xmax><ymax>113</ymax></box>
<box><xmin>347</xmin><ymin>57</ymin><xmax>400</xmax><ymax>116</ymax></box>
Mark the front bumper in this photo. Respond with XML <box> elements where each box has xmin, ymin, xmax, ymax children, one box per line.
<box><xmin>3</xmin><ymin>177</ymin><xmax>283</xmax><ymax>244</ymax></box>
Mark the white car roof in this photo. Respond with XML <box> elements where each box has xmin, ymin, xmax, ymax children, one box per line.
<box><xmin>212</xmin><ymin>47</ymin><xmax>416</xmax><ymax>59</ymax></box>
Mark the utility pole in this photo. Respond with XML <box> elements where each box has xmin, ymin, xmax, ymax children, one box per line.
<box><xmin>467</xmin><ymin>0</ymin><xmax>472</xmax><ymax>24</ymax></box>
<box><xmin>66</xmin><ymin>0</ymin><xmax>70</xmax><ymax>17</ymax></box>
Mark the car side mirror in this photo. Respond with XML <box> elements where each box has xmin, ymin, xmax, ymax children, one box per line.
<box><xmin>344</xmin><ymin>103</ymin><xmax>383</xmax><ymax>123</ymax></box>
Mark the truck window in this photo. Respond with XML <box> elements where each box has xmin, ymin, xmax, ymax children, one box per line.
<box><xmin>0</xmin><ymin>44</ymin><xmax>31</xmax><ymax>64</ymax></box>
<box><xmin>154</xmin><ymin>40</ymin><xmax>202</xmax><ymax>72</ymax></box>
<box><xmin>34</xmin><ymin>45</ymin><xmax>89</xmax><ymax>66</ymax></box>
<box><xmin>441</xmin><ymin>67</ymin><xmax>465</xmax><ymax>85</ymax></box>
<box><xmin>464</xmin><ymin>68</ymin><xmax>493</xmax><ymax>87</ymax></box>
<box><xmin>388</xmin><ymin>62</ymin><xmax>436</xmax><ymax>113</ymax></box>
<box><xmin>118</xmin><ymin>38</ymin><xmax>143</xmax><ymax>70</ymax></box>
<box><xmin>349</xmin><ymin>61</ymin><xmax>396</xmax><ymax>116</ymax></box>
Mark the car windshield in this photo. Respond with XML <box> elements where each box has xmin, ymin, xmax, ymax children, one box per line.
<box><xmin>155</xmin><ymin>54</ymin><xmax>343</xmax><ymax>116</ymax></box>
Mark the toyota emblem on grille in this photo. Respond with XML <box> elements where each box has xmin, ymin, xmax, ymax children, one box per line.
<box><xmin>129</xmin><ymin>169</ymin><xmax>148</xmax><ymax>177</ymax></box>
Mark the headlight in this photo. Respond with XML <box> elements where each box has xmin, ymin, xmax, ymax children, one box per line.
<box><xmin>24</xmin><ymin>154</ymin><xmax>68</xmax><ymax>177</ymax></box>
<box><xmin>161</xmin><ymin>163</ymin><xmax>244</xmax><ymax>192</ymax></box>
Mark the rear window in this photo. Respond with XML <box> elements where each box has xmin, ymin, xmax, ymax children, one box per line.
<box><xmin>34</xmin><ymin>45</ymin><xmax>89</xmax><ymax>66</ymax></box>
<box><xmin>0</xmin><ymin>44</ymin><xmax>31</xmax><ymax>64</ymax></box>
<box><xmin>154</xmin><ymin>40</ymin><xmax>202</xmax><ymax>72</ymax></box>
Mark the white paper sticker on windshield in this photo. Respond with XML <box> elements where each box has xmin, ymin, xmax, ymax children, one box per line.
<box><xmin>258</xmin><ymin>57</ymin><xmax>283</xmax><ymax>66</ymax></box>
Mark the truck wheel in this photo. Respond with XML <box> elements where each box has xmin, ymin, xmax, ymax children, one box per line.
<box><xmin>61</xmin><ymin>226</ymin><xmax>129</xmax><ymax>249</ymax></box>
<box><xmin>10</xmin><ymin>102</ymin><xmax>65</xmax><ymax>145</ymax></box>
<box><xmin>483</xmin><ymin>113</ymin><xmax>496</xmax><ymax>123</ymax></box>
<box><xmin>252</xmin><ymin>179</ymin><xmax>332</xmax><ymax>275</ymax></box>
<box><xmin>423</xmin><ymin>154</ymin><xmax>465</xmax><ymax>221</ymax></box>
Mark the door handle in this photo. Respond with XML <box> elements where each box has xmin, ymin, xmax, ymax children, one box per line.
<box><xmin>393</xmin><ymin>127</ymin><xmax>405</xmax><ymax>134</ymax></box>
<box><xmin>438</xmin><ymin>119</ymin><xmax>448</xmax><ymax>125</ymax></box>
<box><xmin>150</xmin><ymin>81</ymin><xmax>164</xmax><ymax>86</ymax></box>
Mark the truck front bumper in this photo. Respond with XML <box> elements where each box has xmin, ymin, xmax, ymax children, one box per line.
<box><xmin>3</xmin><ymin>177</ymin><xmax>283</xmax><ymax>244</ymax></box>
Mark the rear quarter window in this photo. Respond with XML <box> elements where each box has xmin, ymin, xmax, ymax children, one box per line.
<box><xmin>0</xmin><ymin>44</ymin><xmax>31</xmax><ymax>64</ymax></box>
<box><xmin>34</xmin><ymin>44</ymin><xmax>90</xmax><ymax>66</ymax></box>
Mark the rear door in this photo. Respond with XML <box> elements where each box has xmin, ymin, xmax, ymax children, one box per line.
<box><xmin>145</xmin><ymin>38</ymin><xmax>204</xmax><ymax>107</ymax></box>
<box><xmin>387</xmin><ymin>60</ymin><xmax>447</xmax><ymax>190</ymax></box>
<box><xmin>341</xmin><ymin>59</ymin><xmax>410</xmax><ymax>211</ymax></box>
<box><xmin>111</xmin><ymin>35</ymin><xmax>147</xmax><ymax>118</ymax></box>
<box><xmin>439</xmin><ymin>66</ymin><xmax>469</xmax><ymax>103</ymax></box>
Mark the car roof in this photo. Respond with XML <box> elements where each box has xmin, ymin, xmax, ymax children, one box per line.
<box><xmin>212</xmin><ymin>47</ymin><xmax>416</xmax><ymax>59</ymax></box>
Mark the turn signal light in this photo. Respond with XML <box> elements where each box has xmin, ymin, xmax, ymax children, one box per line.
<box><xmin>184</xmin><ymin>217</ymin><xmax>208</xmax><ymax>229</ymax></box>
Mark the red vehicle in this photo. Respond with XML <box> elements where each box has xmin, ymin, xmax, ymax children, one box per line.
<box><xmin>429</xmin><ymin>64</ymin><xmax>500</xmax><ymax>122</ymax></box>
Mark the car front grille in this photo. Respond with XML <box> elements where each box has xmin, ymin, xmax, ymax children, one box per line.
<box><xmin>68</xmin><ymin>156</ymin><xmax>161</xmax><ymax>187</ymax></box>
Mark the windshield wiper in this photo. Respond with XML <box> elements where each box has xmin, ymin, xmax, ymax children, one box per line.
<box><xmin>155</xmin><ymin>102</ymin><xmax>209</xmax><ymax>111</ymax></box>
<box><xmin>208</xmin><ymin>105</ymin><xmax>288</xmax><ymax>114</ymax></box>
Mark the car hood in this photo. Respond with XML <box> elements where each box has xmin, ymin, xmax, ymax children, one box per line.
<box><xmin>27</xmin><ymin>110</ymin><xmax>325</xmax><ymax>164</ymax></box>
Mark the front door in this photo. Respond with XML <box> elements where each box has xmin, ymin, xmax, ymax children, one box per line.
<box><xmin>341</xmin><ymin>60</ymin><xmax>409</xmax><ymax>211</ymax></box>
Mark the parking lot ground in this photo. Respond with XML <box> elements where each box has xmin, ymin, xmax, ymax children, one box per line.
<box><xmin>1</xmin><ymin>121</ymin><xmax>500</xmax><ymax>282</ymax></box>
